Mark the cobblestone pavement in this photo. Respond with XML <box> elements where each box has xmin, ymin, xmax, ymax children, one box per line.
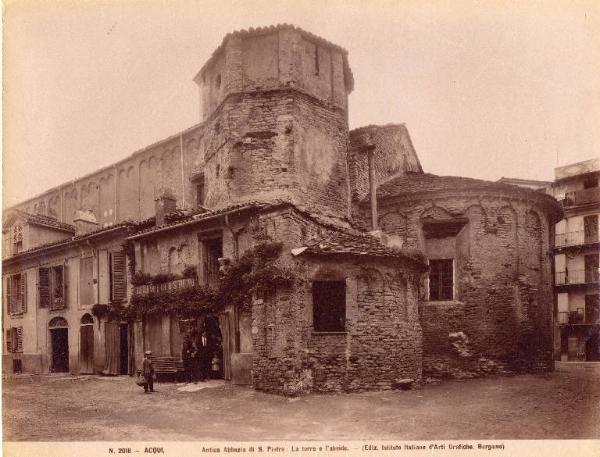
<box><xmin>3</xmin><ymin>363</ymin><xmax>599</xmax><ymax>441</ymax></box>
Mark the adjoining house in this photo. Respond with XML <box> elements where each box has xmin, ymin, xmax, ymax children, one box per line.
<box><xmin>3</xmin><ymin>209</ymin><xmax>131</xmax><ymax>375</ymax></box>
<box><xmin>3</xmin><ymin>25</ymin><xmax>562</xmax><ymax>393</ymax></box>
<box><xmin>549</xmin><ymin>159</ymin><xmax>600</xmax><ymax>362</ymax></box>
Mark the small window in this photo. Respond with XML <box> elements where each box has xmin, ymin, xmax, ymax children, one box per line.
<box><xmin>196</xmin><ymin>178</ymin><xmax>205</xmax><ymax>207</ymax></box>
<box><xmin>429</xmin><ymin>259</ymin><xmax>453</xmax><ymax>301</ymax></box>
<box><xmin>583</xmin><ymin>176</ymin><xmax>598</xmax><ymax>189</ymax></box>
<box><xmin>312</xmin><ymin>281</ymin><xmax>346</xmax><ymax>332</ymax></box>
<box><xmin>215</xmin><ymin>74</ymin><xmax>221</xmax><ymax>89</ymax></box>
<box><xmin>200</xmin><ymin>237</ymin><xmax>223</xmax><ymax>287</ymax></box>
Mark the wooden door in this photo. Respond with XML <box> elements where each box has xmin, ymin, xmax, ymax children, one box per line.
<box><xmin>79</xmin><ymin>324</ymin><xmax>94</xmax><ymax>374</ymax></box>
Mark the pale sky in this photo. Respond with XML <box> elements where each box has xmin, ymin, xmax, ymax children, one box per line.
<box><xmin>3</xmin><ymin>0</ymin><xmax>599</xmax><ymax>208</ymax></box>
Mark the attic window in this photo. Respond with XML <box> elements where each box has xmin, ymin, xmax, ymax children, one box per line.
<box><xmin>215</xmin><ymin>74</ymin><xmax>222</xmax><ymax>89</ymax></box>
<box><xmin>314</xmin><ymin>45</ymin><xmax>320</xmax><ymax>76</ymax></box>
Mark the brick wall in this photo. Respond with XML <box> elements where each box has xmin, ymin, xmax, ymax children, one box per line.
<box><xmin>247</xmin><ymin>211</ymin><xmax>423</xmax><ymax>395</ymax></box>
<box><xmin>361</xmin><ymin>192</ymin><xmax>555</xmax><ymax>378</ymax></box>
<box><xmin>201</xmin><ymin>90</ymin><xmax>349</xmax><ymax>217</ymax></box>
<box><xmin>348</xmin><ymin>124</ymin><xmax>422</xmax><ymax>203</ymax></box>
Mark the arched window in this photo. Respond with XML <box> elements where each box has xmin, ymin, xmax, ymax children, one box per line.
<box><xmin>80</xmin><ymin>314</ymin><xmax>94</xmax><ymax>325</ymax></box>
<box><xmin>49</xmin><ymin>317</ymin><xmax>68</xmax><ymax>328</ymax></box>
<box><xmin>168</xmin><ymin>247</ymin><xmax>179</xmax><ymax>274</ymax></box>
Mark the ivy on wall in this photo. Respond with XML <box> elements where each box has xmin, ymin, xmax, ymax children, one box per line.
<box><xmin>92</xmin><ymin>241</ymin><xmax>296</xmax><ymax>322</ymax></box>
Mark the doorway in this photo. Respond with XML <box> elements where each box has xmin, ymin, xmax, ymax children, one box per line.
<box><xmin>49</xmin><ymin>317</ymin><xmax>69</xmax><ymax>373</ymax></box>
<box><xmin>119</xmin><ymin>324</ymin><xmax>129</xmax><ymax>375</ymax></box>
<box><xmin>79</xmin><ymin>314</ymin><xmax>95</xmax><ymax>374</ymax></box>
<box><xmin>201</xmin><ymin>315</ymin><xmax>224</xmax><ymax>380</ymax></box>
<box><xmin>586</xmin><ymin>332</ymin><xmax>600</xmax><ymax>361</ymax></box>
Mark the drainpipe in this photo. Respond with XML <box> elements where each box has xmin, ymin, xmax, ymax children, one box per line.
<box><xmin>180</xmin><ymin>133</ymin><xmax>185</xmax><ymax>208</ymax></box>
<box><xmin>365</xmin><ymin>144</ymin><xmax>378</xmax><ymax>231</ymax></box>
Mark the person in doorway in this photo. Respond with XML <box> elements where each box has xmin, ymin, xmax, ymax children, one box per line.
<box><xmin>196</xmin><ymin>329</ymin><xmax>210</xmax><ymax>382</ymax></box>
<box><xmin>142</xmin><ymin>350</ymin><xmax>155</xmax><ymax>393</ymax></box>
<box><xmin>182</xmin><ymin>337</ymin><xmax>196</xmax><ymax>383</ymax></box>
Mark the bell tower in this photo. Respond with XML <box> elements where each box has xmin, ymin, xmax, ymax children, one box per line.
<box><xmin>192</xmin><ymin>25</ymin><xmax>354</xmax><ymax>217</ymax></box>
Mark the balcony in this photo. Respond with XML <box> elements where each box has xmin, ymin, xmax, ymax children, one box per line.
<box><xmin>563</xmin><ymin>187</ymin><xmax>600</xmax><ymax>207</ymax></box>
<box><xmin>555</xmin><ymin>269</ymin><xmax>599</xmax><ymax>286</ymax></box>
<box><xmin>558</xmin><ymin>308</ymin><xmax>600</xmax><ymax>325</ymax></box>
<box><xmin>133</xmin><ymin>277</ymin><xmax>196</xmax><ymax>296</ymax></box>
<box><xmin>555</xmin><ymin>230</ymin><xmax>599</xmax><ymax>248</ymax></box>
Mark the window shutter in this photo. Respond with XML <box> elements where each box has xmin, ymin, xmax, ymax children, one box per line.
<box><xmin>6</xmin><ymin>329</ymin><xmax>12</xmax><ymax>353</ymax></box>
<box><xmin>38</xmin><ymin>267</ymin><xmax>50</xmax><ymax>308</ymax></box>
<box><xmin>111</xmin><ymin>250</ymin><xmax>127</xmax><ymax>301</ymax></box>
<box><xmin>63</xmin><ymin>264</ymin><xmax>68</xmax><ymax>308</ymax></box>
<box><xmin>16</xmin><ymin>326</ymin><xmax>23</xmax><ymax>353</ymax></box>
<box><xmin>14</xmin><ymin>275</ymin><xmax>22</xmax><ymax>315</ymax></box>
<box><xmin>5</xmin><ymin>276</ymin><xmax>12</xmax><ymax>316</ymax></box>
<box><xmin>20</xmin><ymin>272</ymin><xmax>27</xmax><ymax>314</ymax></box>
<box><xmin>50</xmin><ymin>265</ymin><xmax>65</xmax><ymax>310</ymax></box>
<box><xmin>10</xmin><ymin>276</ymin><xmax>18</xmax><ymax>315</ymax></box>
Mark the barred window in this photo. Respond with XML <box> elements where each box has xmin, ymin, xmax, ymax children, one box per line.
<box><xmin>429</xmin><ymin>259</ymin><xmax>453</xmax><ymax>301</ymax></box>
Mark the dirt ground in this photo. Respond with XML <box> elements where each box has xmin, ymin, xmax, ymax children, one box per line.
<box><xmin>3</xmin><ymin>362</ymin><xmax>599</xmax><ymax>441</ymax></box>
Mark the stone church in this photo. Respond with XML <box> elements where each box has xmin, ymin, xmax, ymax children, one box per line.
<box><xmin>2</xmin><ymin>25</ymin><xmax>561</xmax><ymax>394</ymax></box>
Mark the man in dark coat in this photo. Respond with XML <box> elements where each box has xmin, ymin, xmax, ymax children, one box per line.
<box><xmin>182</xmin><ymin>338</ymin><xmax>196</xmax><ymax>383</ymax></box>
<box><xmin>196</xmin><ymin>330</ymin><xmax>209</xmax><ymax>382</ymax></box>
<box><xmin>142</xmin><ymin>350</ymin><xmax>155</xmax><ymax>393</ymax></box>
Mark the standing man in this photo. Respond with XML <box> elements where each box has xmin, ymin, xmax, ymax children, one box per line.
<box><xmin>182</xmin><ymin>337</ymin><xmax>195</xmax><ymax>383</ymax></box>
<box><xmin>142</xmin><ymin>350</ymin><xmax>155</xmax><ymax>393</ymax></box>
<box><xmin>196</xmin><ymin>329</ymin><xmax>209</xmax><ymax>382</ymax></box>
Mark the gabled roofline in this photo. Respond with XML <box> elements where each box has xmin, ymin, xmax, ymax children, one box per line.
<box><xmin>2</xmin><ymin>223</ymin><xmax>132</xmax><ymax>265</ymax></box>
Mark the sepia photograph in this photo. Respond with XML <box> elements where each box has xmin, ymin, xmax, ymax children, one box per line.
<box><xmin>2</xmin><ymin>1</ymin><xmax>599</xmax><ymax>456</ymax></box>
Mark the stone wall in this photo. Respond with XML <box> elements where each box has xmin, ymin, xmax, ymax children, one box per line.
<box><xmin>201</xmin><ymin>90</ymin><xmax>349</xmax><ymax>217</ymax></box>
<box><xmin>364</xmin><ymin>192</ymin><xmax>555</xmax><ymax>378</ymax></box>
<box><xmin>348</xmin><ymin>124</ymin><xmax>422</xmax><ymax>203</ymax></box>
<box><xmin>197</xmin><ymin>26</ymin><xmax>350</xmax><ymax>121</ymax></box>
<box><xmin>251</xmin><ymin>256</ymin><xmax>423</xmax><ymax>395</ymax></box>
<box><xmin>245</xmin><ymin>210</ymin><xmax>423</xmax><ymax>394</ymax></box>
<box><xmin>9</xmin><ymin>122</ymin><xmax>206</xmax><ymax>226</ymax></box>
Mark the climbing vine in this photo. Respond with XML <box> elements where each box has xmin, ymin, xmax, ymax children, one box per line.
<box><xmin>92</xmin><ymin>241</ymin><xmax>296</xmax><ymax>322</ymax></box>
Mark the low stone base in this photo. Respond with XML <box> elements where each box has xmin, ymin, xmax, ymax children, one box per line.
<box><xmin>231</xmin><ymin>353</ymin><xmax>252</xmax><ymax>385</ymax></box>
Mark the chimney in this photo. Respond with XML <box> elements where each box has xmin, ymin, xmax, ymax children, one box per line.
<box><xmin>155</xmin><ymin>188</ymin><xmax>177</xmax><ymax>226</ymax></box>
<box><xmin>73</xmin><ymin>210</ymin><xmax>99</xmax><ymax>236</ymax></box>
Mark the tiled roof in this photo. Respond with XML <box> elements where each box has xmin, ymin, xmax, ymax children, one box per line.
<box><xmin>129</xmin><ymin>200</ymin><xmax>290</xmax><ymax>238</ymax></box>
<box><xmin>5</xmin><ymin>209</ymin><xmax>75</xmax><ymax>232</ymax></box>
<box><xmin>374</xmin><ymin>172</ymin><xmax>559</xmax><ymax>203</ymax></box>
<box><xmin>196</xmin><ymin>24</ymin><xmax>354</xmax><ymax>91</ymax></box>
<box><xmin>296</xmin><ymin>230</ymin><xmax>426</xmax><ymax>265</ymax></box>
<box><xmin>3</xmin><ymin>223</ymin><xmax>132</xmax><ymax>261</ymax></box>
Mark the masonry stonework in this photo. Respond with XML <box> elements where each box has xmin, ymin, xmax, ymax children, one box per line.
<box><xmin>358</xmin><ymin>174</ymin><xmax>560</xmax><ymax>379</ymax></box>
<box><xmin>4</xmin><ymin>25</ymin><xmax>562</xmax><ymax>394</ymax></box>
